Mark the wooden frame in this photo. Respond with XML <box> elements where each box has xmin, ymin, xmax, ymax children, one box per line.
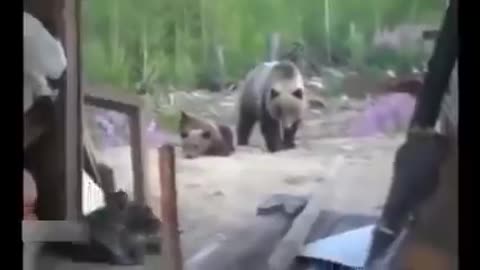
<box><xmin>24</xmin><ymin>0</ymin><xmax>82</xmax><ymax>220</ymax></box>
<box><xmin>63</xmin><ymin>0</ymin><xmax>83</xmax><ymax>220</ymax></box>
<box><xmin>23</xmin><ymin>1</ymin><xmax>166</xmax><ymax>269</ymax></box>
<box><xmin>24</xmin><ymin>0</ymin><xmax>84</xmax><ymax>269</ymax></box>
<box><xmin>84</xmin><ymin>86</ymin><xmax>148</xmax><ymax>203</ymax></box>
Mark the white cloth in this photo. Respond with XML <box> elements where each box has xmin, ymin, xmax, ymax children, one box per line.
<box><xmin>23</xmin><ymin>12</ymin><xmax>67</xmax><ymax>113</ymax></box>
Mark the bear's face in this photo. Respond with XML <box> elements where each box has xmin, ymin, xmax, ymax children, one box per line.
<box><xmin>267</xmin><ymin>80</ymin><xmax>306</xmax><ymax>129</ymax></box>
<box><xmin>180</xmin><ymin>129</ymin><xmax>213</xmax><ymax>159</ymax></box>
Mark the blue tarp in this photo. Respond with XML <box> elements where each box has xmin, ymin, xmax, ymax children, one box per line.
<box><xmin>300</xmin><ymin>224</ymin><xmax>375</xmax><ymax>269</ymax></box>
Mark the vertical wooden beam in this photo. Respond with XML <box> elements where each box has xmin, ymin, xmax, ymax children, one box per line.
<box><xmin>24</xmin><ymin>0</ymin><xmax>68</xmax><ymax>220</ymax></box>
<box><xmin>159</xmin><ymin>145</ymin><xmax>183</xmax><ymax>270</ymax></box>
<box><xmin>63</xmin><ymin>0</ymin><xmax>83</xmax><ymax>220</ymax></box>
<box><xmin>130</xmin><ymin>108</ymin><xmax>147</xmax><ymax>203</ymax></box>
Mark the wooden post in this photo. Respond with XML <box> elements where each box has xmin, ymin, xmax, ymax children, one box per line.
<box><xmin>159</xmin><ymin>145</ymin><xmax>183</xmax><ymax>270</ymax></box>
<box><xmin>129</xmin><ymin>108</ymin><xmax>147</xmax><ymax>203</ymax></box>
<box><xmin>266</xmin><ymin>32</ymin><xmax>281</xmax><ymax>61</ymax></box>
<box><xmin>63</xmin><ymin>0</ymin><xmax>83</xmax><ymax>220</ymax></box>
<box><xmin>24</xmin><ymin>0</ymin><xmax>71</xmax><ymax>221</ymax></box>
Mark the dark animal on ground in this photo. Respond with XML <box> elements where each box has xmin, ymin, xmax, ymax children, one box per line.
<box><xmin>49</xmin><ymin>190</ymin><xmax>161</xmax><ymax>265</ymax></box>
<box><xmin>179</xmin><ymin>111</ymin><xmax>235</xmax><ymax>158</ymax></box>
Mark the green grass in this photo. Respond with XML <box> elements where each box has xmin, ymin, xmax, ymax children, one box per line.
<box><xmin>81</xmin><ymin>0</ymin><xmax>444</xmax><ymax>126</ymax></box>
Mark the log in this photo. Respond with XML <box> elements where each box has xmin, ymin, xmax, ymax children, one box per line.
<box><xmin>267</xmin><ymin>155</ymin><xmax>346</xmax><ymax>270</ymax></box>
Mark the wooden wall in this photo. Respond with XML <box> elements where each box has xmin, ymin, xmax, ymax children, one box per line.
<box><xmin>24</xmin><ymin>0</ymin><xmax>82</xmax><ymax>220</ymax></box>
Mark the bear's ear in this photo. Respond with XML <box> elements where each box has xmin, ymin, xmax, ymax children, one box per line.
<box><xmin>179</xmin><ymin>111</ymin><xmax>191</xmax><ymax>130</ymax></box>
<box><xmin>201</xmin><ymin>130</ymin><xmax>211</xmax><ymax>139</ymax></box>
<box><xmin>292</xmin><ymin>88</ymin><xmax>303</xmax><ymax>99</ymax></box>
<box><xmin>270</xmin><ymin>88</ymin><xmax>280</xmax><ymax>100</ymax></box>
<box><xmin>180</xmin><ymin>111</ymin><xmax>189</xmax><ymax>120</ymax></box>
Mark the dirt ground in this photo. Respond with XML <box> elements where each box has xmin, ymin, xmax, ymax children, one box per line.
<box><xmin>98</xmin><ymin>89</ymin><xmax>405</xmax><ymax>258</ymax></box>
<box><xmin>150</xmin><ymin>135</ymin><xmax>402</xmax><ymax>257</ymax></box>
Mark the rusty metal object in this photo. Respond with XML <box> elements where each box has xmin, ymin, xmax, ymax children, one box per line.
<box><xmin>159</xmin><ymin>145</ymin><xmax>184</xmax><ymax>270</ymax></box>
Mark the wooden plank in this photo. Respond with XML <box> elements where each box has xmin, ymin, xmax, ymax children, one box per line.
<box><xmin>84</xmin><ymin>86</ymin><xmax>143</xmax><ymax>113</ymax></box>
<box><xmin>24</xmin><ymin>0</ymin><xmax>68</xmax><ymax>220</ymax></box>
<box><xmin>22</xmin><ymin>221</ymin><xmax>89</xmax><ymax>243</ymax></box>
<box><xmin>63</xmin><ymin>0</ymin><xmax>83</xmax><ymax>220</ymax></box>
<box><xmin>130</xmin><ymin>108</ymin><xmax>147</xmax><ymax>203</ymax></box>
<box><xmin>159</xmin><ymin>145</ymin><xmax>183</xmax><ymax>270</ymax></box>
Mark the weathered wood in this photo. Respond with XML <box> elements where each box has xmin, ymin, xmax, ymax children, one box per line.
<box><xmin>84</xmin><ymin>86</ymin><xmax>147</xmax><ymax>203</ymax></box>
<box><xmin>24</xmin><ymin>0</ymin><xmax>71</xmax><ymax>220</ymax></box>
<box><xmin>159</xmin><ymin>145</ymin><xmax>183</xmax><ymax>270</ymax></box>
<box><xmin>24</xmin><ymin>97</ymin><xmax>55</xmax><ymax>149</ymax></box>
<box><xmin>63</xmin><ymin>0</ymin><xmax>83</xmax><ymax>220</ymax></box>
<box><xmin>130</xmin><ymin>109</ymin><xmax>147</xmax><ymax>203</ymax></box>
<box><xmin>22</xmin><ymin>221</ymin><xmax>89</xmax><ymax>243</ymax></box>
<box><xmin>268</xmin><ymin>156</ymin><xmax>345</xmax><ymax>270</ymax></box>
<box><xmin>84</xmin><ymin>86</ymin><xmax>143</xmax><ymax>113</ymax></box>
<box><xmin>24</xmin><ymin>243</ymin><xmax>42</xmax><ymax>270</ymax></box>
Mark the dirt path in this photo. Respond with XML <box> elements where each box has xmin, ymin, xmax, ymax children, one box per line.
<box><xmin>100</xmin><ymin>134</ymin><xmax>402</xmax><ymax>258</ymax></box>
<box><xmin>95</xmin><ymin>89</ymin><xmax>405</xmax><ymax>258</ymax></box>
